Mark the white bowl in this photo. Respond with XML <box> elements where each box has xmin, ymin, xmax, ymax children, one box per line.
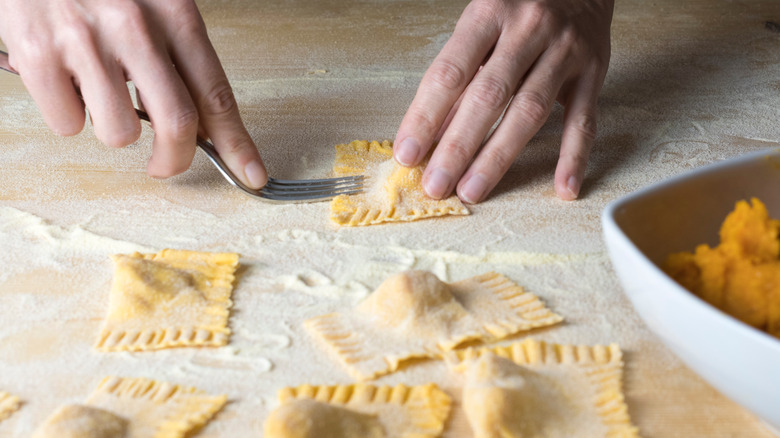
<box><xmin>602</xmin><ymin>148</ymin><xmax>780</xmax><ymax>432</ymax></box>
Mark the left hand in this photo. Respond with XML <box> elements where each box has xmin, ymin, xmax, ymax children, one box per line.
<box><xmin>393</xmin><ymin>0</ymin><xmax>614</xmax><ymax>203</ymax></box>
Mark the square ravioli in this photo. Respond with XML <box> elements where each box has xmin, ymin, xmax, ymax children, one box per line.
<box><xmin>0</xmin><ymin>391</ymin><xmax>20</xmax><ymax>423</ymax></box>
<box><xmin>330</xmin><ymin>140</ymin><xmax>469</xmax><ymax>226</ymax></box>
<box><xmin>266</xmin><ymin>383</ymin><xmax>451</xmax><ymax>438</ymax></box>
<box><xmin>85</xmin><ymin>376</ymin><xmax>227</xmax><ymax>438</ymax></box>
<box><xmin>447</xmin><ymin>339</ymin><xmax>640</xmax><ymax>438</ymax></box>
<box><xmin>95</xmin><ymin>249</ymin><xmax>239</xmax><ymax>352</ymax></box>
<box><xmin>305</xmin><ymin>270</ymin><xmax>562</xmax><ymax>380</ymax></box>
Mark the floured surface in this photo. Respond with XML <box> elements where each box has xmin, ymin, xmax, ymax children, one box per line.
<box><xmin>1</xmin><ymin>0</ymin><xmax>780</xmax><ymax>437</ymax></box>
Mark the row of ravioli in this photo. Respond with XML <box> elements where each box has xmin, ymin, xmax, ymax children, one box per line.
<box><xmin>1</xmin><ymin>249</ymin><xmax>639</xmax><ymax>437</ymax></box>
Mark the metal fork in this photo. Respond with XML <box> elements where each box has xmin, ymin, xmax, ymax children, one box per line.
<box><xmin>0</xmin><ymin>49</ymin><xmax>364</xmax><ymax>203</ymax></box>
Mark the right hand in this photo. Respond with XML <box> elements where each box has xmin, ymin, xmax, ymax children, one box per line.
<box><xmin>393</xmin><ymin>0</ymin><xmax>613</xmax><ymax>203</ymax></box>
<box><xmin>0</xmin><ymin>0</ymin><xmax>267</xmax><ymax>188</ymax></box>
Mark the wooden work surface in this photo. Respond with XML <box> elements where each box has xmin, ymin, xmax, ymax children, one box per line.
<box><xmin>1</xmin><ymin>1</ymin><xmax>779</xmax><ymax>437</ymax></box>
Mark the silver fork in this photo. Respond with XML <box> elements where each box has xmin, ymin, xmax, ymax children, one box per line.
<box><xmin>0</xmin><ymin>49</ymin><xmax>364</xmax><ymax>203</ymax></box>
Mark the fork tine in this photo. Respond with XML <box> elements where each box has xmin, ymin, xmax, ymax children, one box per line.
<box><xmin>259</xmin><ymin>179</ymin><xmax>364</xmax><ymax>198</ymax></box>
<box><xmin>267</xmin><ymin>175</ymin><xmax>365</xmax><ymax>186</ymax></box>
<box><xmin>265</xmin><ymin>175</ymin><xmax>365</xmax><ymax>191</ymax></box>
<box><xmin>257</xmin><ymin>185</ymin><xmax>364</xmax><ymax>201</ymax></box>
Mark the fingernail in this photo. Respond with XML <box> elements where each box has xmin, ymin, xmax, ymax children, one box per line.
<box><xmin>244</xmin><ymin>160</ymin><xmax>267</xmax><ymax>189</ymax></box>
<box><xmin>460</xmin><ymin>173</ymin><xmax>489</xmax><ymax>204</ymax></box>
<box><xmin>425</xmin><ymin>167</ymin><xmax>453</xmax><ymax>199</ymax></box>
<box><xmin>567</xmin><ymin>175</ymin><xmax>581</xmax><ymax>199</ymax></box>
<box><xmin>395</xmin><ymin>137</ymin><xmax>420</xmax><ymax>166</ymax></box>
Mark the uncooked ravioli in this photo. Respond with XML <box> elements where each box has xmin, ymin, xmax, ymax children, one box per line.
<box><xmin>95</xmin><ymin>249</ymin><xmax>239</xmax><ymax>352</ymax></box>
<box><xmin>329</xmin><ymin>140</ymin><xmax>469</xmax><ymax>226</ymax></box>
<box><xmin>305</xmin><ymin>270</ymin><xmax>562</xmax><ymax>380</ymax></box>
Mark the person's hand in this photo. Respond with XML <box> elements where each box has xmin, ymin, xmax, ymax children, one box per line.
<box><xmin>0</xmin><ymin>0</ymin><xmax>267</xmax><ymax>188</ymax></box>
<box><xmin>393</xmin><ymin>0</ymin><xmax>613</xmax><ymax>203</ymax></box>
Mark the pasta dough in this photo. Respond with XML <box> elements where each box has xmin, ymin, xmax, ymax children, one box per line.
<box><xmin>448</xmin><ymin>339</ymin><xmax>639</xmax><ymax>438</ymax></box>
<box><xmin>86</xmin><ymin>376</ymin><xmax>227</xmax><ymax>438</ymax></box>
<box><xmin>31</xmin><ymin>404</ymin><xmax>128</xmax><ymax>438</ymax></box>
<box><xmin>269</xmin><ymin>383</ymin><xmax>451</xmax><ymax>438</ymax></box>
<box><xmin>95</xmin><ymin>249</ymin><xmax>239</xmax><ymax>351</ymax></box>
<box><xmin>330</xmin><ymin>140</ymin><xmax>469</xmax><ymax>226</ymax></box>
<box><xmin>0</xmin><ymin>391</ymin><xmax>20</xmax><ymax>423</ymax></box>
<box><xmin>305</xmin><ymin>270</ymin><xmax>562</xmax><ymax>380</ymax></box>
<box><xmin>264</xmin><ymin>399</ymin><xmax>385</xmax><ymax>438</ymax></box>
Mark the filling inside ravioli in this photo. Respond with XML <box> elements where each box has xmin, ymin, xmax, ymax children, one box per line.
<box><xmin>356</xmin><ymin>270</ymin><xmax>473</xmax><ymax>336</ymax></box>
<box><xmin>463</xmin><ymin>353</ymin><xmax>576</xmax><ymax>438</ymax></box>
<box><xmin>264</xmin><ymin>399</ymin><xmax>385</xmax><ymax>438</ymax></box>
<box><xmin>32</xmin><ymin>404</ymin><xmax>128</xmax><ymax>438</ymax></box>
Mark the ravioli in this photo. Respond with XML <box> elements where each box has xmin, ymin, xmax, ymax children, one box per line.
<box><xmin>448</xmin><ymin>339</ymin><xmax>639</xmax><ymax>438</ymax></box>
<box><xmin>267</xmin><ymin>383</ymin><xmax>451</xmax><ymax>438</ymax></box>
<box><xmin>95</xmin><ymin>249</ymin><xmax>239</xmax><ymax>351</ymax></box>
<box><xmin>461</xmin><ymin>353</ymin><xmax>536</xmax><ymax>438</ymax></box>
<box><xmin>330</xmin><ymin>140</ymin><xmax>469</xmax><ymax>226</ymax></box>
<box><xmin>305</xmin><ymin>270</ymin><xmax>562</xmax><ymax>380</ymax></box>
<box><xmin>264</xmin><ymin>399</ymin><xmax>385</xmax><ymax>438</ymax></box>
<box><xmin>31</xmin><ymin>405</ymin><xmax>128</xmax><ymax>438</ymax></box>
<box><xmin>86</xmin><ymin>376</ymin><xmax>227</xmax><ymax>438</ymax></box>
<box><xmin>0</xmin><ymin>391</ymin><xmax>20</xmax><ymax>423</ymax></box>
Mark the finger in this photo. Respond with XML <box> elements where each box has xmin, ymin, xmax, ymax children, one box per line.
<box><xmin>135</xmin><ymin>86</ymin><xmax>145</xmax><ymax>113</ymax></box>
<box><xmin>16</xmin><ymin>51</ymin><xmax>86</xmax><ymax>136</ymax></box>
<box><xmin>423</xmin><ymin>32</ymin><xmax>548</xmax><ymax>199</ymax></box>
<box><xmin>137</xmin><ymin>83</ymin><xmax>210</xmax><ymax>143</ymax></box>
<box><xmin>119</xmin><ymin>35</ymin><xmax>199</xmax><ymax>178</ymax></box>
<box><xmin>165</xmin><ymin>6</ymin><xmax>267</xmax><ymax>189</ymax></box>
<box><xmin>429</xmin><ymin>63</ymin><xmax>490</xmax><ymax>145</ymax></box>
<box><xmin>554</xmin><ymin>74</ymin><xmax>601</xmax><ymax>201</ymax></box>
<box><xmin>393</xmin><ymin>3</ymin><xmax>500</xmax><ymax>168</ymax></box>
<box><xmin>434</xmin><ymin>91</ymin><xmax>465</xmax><ymax>144</ymax></box>
<box><xmin>70</xmin><ymin>48</ymin><xmax>141</xmax><ymax>148</ymax></box>
<box><xmin>455</xmin><ymin>50</ymin><xmax>567</xmax><ymax>203</ymax></box>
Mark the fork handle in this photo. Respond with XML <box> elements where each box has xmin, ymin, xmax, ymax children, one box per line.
<box><xmin>0</xmin><ymin>50</ymin><xmax>17</xmax><ymax>74</ymax></box>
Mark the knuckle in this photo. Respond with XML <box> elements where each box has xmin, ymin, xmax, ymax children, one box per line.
<box><xmin>108</xmin><ymin>2</ymin><xmax>148</xmax><ymax>35</ymax></box>
<box><xmin>481</xmin><ymin>146</ymin><xmax>516</xmax><ymax>174</ymax></box>
<box><xmin>165</xmin><ymin>108</ymin><xmax>200</xmax><ymax>138</ymax></box>
<box><xmin>511</xmin><ymin>90</ymin><xmax>552</xmax><ymax>126</ymax></box>
<box><xmin>220</xmin><ymin>137</ymin><xmax>256</xmax><ymax>157</ymax></box>
<box><xmin>438</xmin><ymin>139</ymin><xmax>475</xmax><ymax>165</ymax></box>
<box><xmin>60</xmin><ymin>19</ymin><xmax>95</xmax><ymax>49</ymax></box>
<box><xmin>201</xmin><ymin>81</ymin><xmax>238</xmax><ymax>117</ymax></box>
<box><xmin>15</xmin><ymin>40</ymin><xmax>52</xmax><ymax>71</ymax></box>
<box><xmin>404</xmin><ymin>108</ymin><xmax>439</xmax><ymax>138</ymax></box>
<box><xmin>557</xmin><ymin>27</ymin><xmax>580</xmax><ymax>52</ymax></box>
<box><xmin>470</xmin><ymin>76</ymin><xmax>511</xmax><ymax>111</ymax></box>
<box><xmin>170</xmin><ymin>2</ymin><xmax>207</xmax><ymax>37</ymax></box>
<box><xmin>560</xmin><ymin>146</ymin><xmax>591</xmax><ymax>168</ymax></box>
<box><xmin>427</xmin><ymin>59</ymin><xmax>468</xmax><ymax>92</ymax></box>
<box><xmin>521</xmin><ymin>1</ymin><xmax>553</xmax><ymax>28</ymax></box>
<box><xmin>571</xmin><ymin>113</ymin><xmax>598</xmax><ymax>142</ymax></box>
<box><xmin>465</xmin><ymin>0</ymin><xmax>502</xmax><ymax>27</ymax></box>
